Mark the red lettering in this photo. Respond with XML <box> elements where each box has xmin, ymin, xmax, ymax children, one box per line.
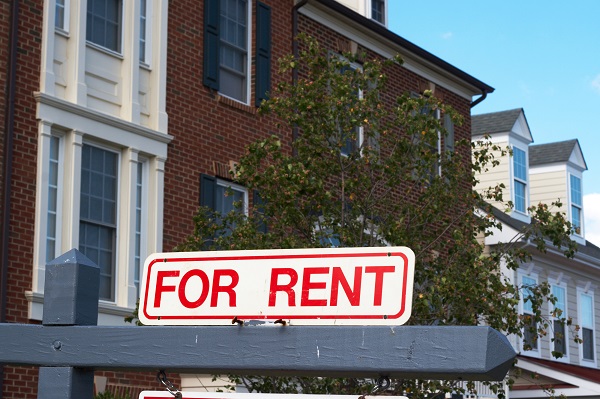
<box><xmin>269</xmin><ymin>268</ymin><xmax>298</xmax><ymax>306</ymax></box>
<box><xmin>365</xmin><ymin>266</ymin><xmax>395</xmax><ymax>306</ymax></box>
<box><xmin>330</xmin><ymin>266</ymin><xmax>362</xmax><ymax>306</ymax></box>
<box><xmin>154</xmin><ymin>270</ymin><xmax>179</xmax><ymax>307</ymax></box>
<box><xmin>301</xmin><ymin>267</ymin><xmax>329</xmax><ymax>306</ymax></box>
<box><xmin>178</xmin><ymin>269</ymin><xmax>210</xmax><ymax>308</ymax></box>
<box><xmin>210</xmin><ymin>269</ymin><xmax>239</xmax><ymax>307</ymax></box>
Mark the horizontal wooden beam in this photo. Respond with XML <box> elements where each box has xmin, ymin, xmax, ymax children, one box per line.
<box><xmin>1</xmin><ymin>324</ymin><xmax>514</xmax><ymax>381</ymax></box>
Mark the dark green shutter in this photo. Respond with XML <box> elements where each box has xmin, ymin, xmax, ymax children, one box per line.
<box><xmin>253</xmin><ymin>190</ymin><xmax>267</xmax><ymax>233</ymax></box>
<box><xmin>255</xmin><ymin>2</ymin><xmax>271</xmax><ymax>106</ymax></box>
<box><xmin>203</xmin><ymin>0</ymin><xmax>220</xmax><ymax>90</ymax></box>
<box><xmin>200</xmin><ymin>174</ymin><xmax>217</xmax><ymax>210</ymax></box>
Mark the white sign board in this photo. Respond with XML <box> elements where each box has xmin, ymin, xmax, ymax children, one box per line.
<box><xmin>139</xmin><ymin>247</ymin><xmax>414</xmax><ymax>326</ymax></box>
<box><xmin>140</xmin><ymin>393</ymin><xmax>409</xmax><ymax>399</ymax></box>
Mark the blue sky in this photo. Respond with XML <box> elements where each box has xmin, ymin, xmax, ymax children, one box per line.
<box><xmin>388</xmin><ymin>1</ymin><xmax>600</xmax><ymax>246</ymax></box>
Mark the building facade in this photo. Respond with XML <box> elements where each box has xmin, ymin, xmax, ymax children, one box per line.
<box><xmin>472</xmin><ymin>109</ymin><xmax>600</xmax><ymax>398</ymax></box>
<box><xmin>0</xmin><ymin>0</ymin><xmax>493</xmax><ymax>397</ymax></box>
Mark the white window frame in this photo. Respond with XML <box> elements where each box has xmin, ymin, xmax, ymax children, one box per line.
<box><xmin>512</xmin><ymin>146</ymin><xmax>528</xmax><ymax>215</ymax></box>
<box><xmin>31</xmin><ymin>115</ymin><xmax>168</xmax><ymax>325</ymax></box>
<box><xmin>216</xmin><ymin>179</ymin><xmax>249</xmax><ymax>216</ymax></box>
<box><xmin>569</xmin><ymin>173</ymin><xmax>584</xmax><ymax>238</ymax></box>
<box><xmin>549</xmin><ymin>281</ymin><xmax>569</xmax><ymax>362</ymax></box>
<box><xmin>133</xmin><ymin>157</ymin><xmax>149</xmax><ymax>300</ymax></box>
<box><xmin>55</xmin><ymin>0</ymin><xmax>70</xmax><ymax>33</ymax></box>
<box><xmin>367</xmin><ymin>0</ymin><xmax>386</xmax><ymax>25</ymax></box>
<box><xmin>519</xmin><ymin>271</ymin><xmax>540</xmax><ymax>356</ymax></box>
<box><xmin>218</xmin><ymin>0</ymin><xmax>252</xmax><ymax>105</ymax></box>
<box><xmin>139</xmin><ymin>0</ymin><xmax>152</xmax><ymax>65</ymax></box>
<box><xmin>79</xmin><ymin>141</ymin><xmax>121</xmax><ymax>302</ymax></box>
<box><xmin>578</xmin><ymin>287</ymin><xmax>596</xmax><ymax>366</ymax></box>
<box><xmin>86</xmin><ymin>0</ymin><xmax>124</xmax><ymax>55</ymax></box>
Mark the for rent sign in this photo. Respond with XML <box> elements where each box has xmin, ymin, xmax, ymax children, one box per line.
<box><xmin>139</xmin><ymin>247</ymin><xmax>414</xmax><ymax>326</ymax></box>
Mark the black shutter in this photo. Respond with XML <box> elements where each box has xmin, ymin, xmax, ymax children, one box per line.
<box><xmin>200</xmin><ymin>174</ymin><xmax>217</xmax><ymax>210</ymax></box>
<box><xmin>255</xmin><ymin>2</ymin><xmax>271</xmax><ymax>106</ymax></box>
<box><xmin>253</xmin><ymin>190</ymin><xmax>267</xmax><ymax>233</ymax></box>
<box><xmin>203</xmin><ymin>0</ymin><xmax>220</xmax><ymax>90</ymax></box>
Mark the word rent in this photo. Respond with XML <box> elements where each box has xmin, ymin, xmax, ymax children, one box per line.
<box><xmin>139</xmin><ymin>247</ymin><xmax>415</xmax><ymax>326</ymax></box>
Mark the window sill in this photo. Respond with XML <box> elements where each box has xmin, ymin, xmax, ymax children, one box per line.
<box><xmin>25</xmin><ymin>290</ymin><xmax>136</xmax><ymax>326</ymax></box>
<box><xmin>86</xmin><ymin>41</ymin><xmax>124</xmax><ymax>60</ymax></box>
<box><xmin>216</xmin><ymin>94</ymin><xmax>257</xmax><ymax>115</ymax></box>
<box><xmin>55</xmin><ymin>27</ymin><xmax>70</xmax><ymax>38</ymax></box>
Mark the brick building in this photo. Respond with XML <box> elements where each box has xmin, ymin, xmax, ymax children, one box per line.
<box><xmin>0</xmin><ymin>0</ymin><xmax>492</xmax><ymax>397</ymax></box>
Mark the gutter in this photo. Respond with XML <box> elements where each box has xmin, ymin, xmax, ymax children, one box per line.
<box><xmin>291</xmin><ymin>0</ymin><xmax>308</xmax><ymax>153</ymax></box>
<box><xmin>470</xmin><ymin>89</ymin><xmax>488</xmax><ymax>108</ymax></box>
<box><xmin>0</xmin><ymin>0</ymin><xmax>19</xmax><ymax>396</ymax></box>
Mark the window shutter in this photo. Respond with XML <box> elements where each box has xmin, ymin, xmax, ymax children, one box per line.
<box><xmin>255</xmin><ymin>2</ymin><xmax>271</xmax><ymax>106</ymax></box>
<box><xmin>253</xmin><ymin>190</ymin><xmax>267</xmax><ymax>233</ymax></box>
<box><xmin>203</xmin><ymin>0</ymin><xmax>220</xmax><ymax>90</ymax></box>
<box><xmin>200</xmin><ymin>174</ymin><xmax>217</xmax><ymax>210</ymax></box>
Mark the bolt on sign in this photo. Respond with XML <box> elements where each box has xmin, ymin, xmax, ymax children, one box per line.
<box><xmin>139</xmin><ymin>247</ymin><xmax>415</xmax><ymax>326</ymax></box>
<box><xmin>140</xmin><ymin>393</ymin><xmax>409</xmax><ymax>399</ymax></box>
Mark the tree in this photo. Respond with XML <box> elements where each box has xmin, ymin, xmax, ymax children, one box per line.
<box><xmin>173</xmin><ymin>34</ymin><xmax>577</xmax><ymax>398</ymax></box>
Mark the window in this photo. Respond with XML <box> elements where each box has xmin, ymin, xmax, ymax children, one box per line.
<box><xmin>443</xmin><ymin>113</ymin><xmax>454</xmax><ymax>153</ymax></box>
<box><xmin>204</xmin><ymin>0</ymin><xmax>271</xmax><ymax>106</ymax></box>
<box><xmin>336</xmin><ymin>61</ymin><xmax>363</xmax><ymax>157</ymax></box>
<box><xmin>86</xmin><ymin>0</ymin><xmax>122</xmax><ymax>53</ymax></box>
<box><xmin>133</xmin><ymin>161</ymin><xmax>146</xmax><ymax>298</ymax></box>
<box><xmin>570</xmin><ymin>174</ymin><xmax>583</xmax><ymax>235</ymax></box>
<box><xmin>55</xmin><ymin>0</ymin><xmax>68</xmax><ymax>31</ymax></box>
<box><xmin>411</xmin><ymin>93</ymin><xmax>441</xmax><ymax>180</ymax></box>
<box><xmin>579</xmin><ymin>290</ymin><xmax>595</xmax><ymax>363</ymax></box>
<box><xmin>521</xmin><ymin>274</ymin><xmax>539</xmax><ymax>353</ymax></box>
<box><xmin>551</xmin><ymin>284</ymin><xmax>568</xmax><ymax>358</ymax></box>
<box><xmin>79</xmin><ymin>144</ymin><xmax>118</xmax><ymax>301</ymax></box>
<box><xmin>46</xmin><ymin>136</ymin><xmax>62</xmax><ymax>263</ymax></box>
<box><xmin>219</xmin><ymin>0</ymin><xmax>249</xmax><ymax>101</ymax></box>
<box><xmin>371</xmin><ymin>0</ymin><xmax>385</xmax><ymax>24</ymax></box>
<box><xmin>139</xmin><ymin>0</ymin><xmax>149</xmax><ymax>63</ymax></box>
<box><xmin>513</xmin><ymin>147</ymin><xmax>527</xmax><ymax>213</ymax></box>
<box><xmin>200</xmin><ymin>174</ymin><xmax>248</xmax><ymax>235</ymax></box>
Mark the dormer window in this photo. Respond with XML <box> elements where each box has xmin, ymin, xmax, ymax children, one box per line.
<box><xmin>371</xmin><ymin>0</ymin><xmax>385</xmax><ymax>24</ymax></box>
<box><xmin>570</xmin><ymin>174</ymin><xmax>583</xmax><ymax>236</ymax></box>
<box><xmin>513</xmin><ymin>147</ymin><xmax>528</xmax><ymax>214</ymax></box>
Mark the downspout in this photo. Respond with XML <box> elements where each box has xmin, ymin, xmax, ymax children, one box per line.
<box><xmin>470</xmin><ymin>89</ymin><xmax>488</xmax><ymax>108</ymax></box>
<box><xmin>0</xmin><ymin>0</ymin><xmax>20</xmax><ymax>397</ymax></box>
<box><xmin>291</xmin><ymin>0</ymin><xmax>309</xmax><ymax>153</ymax></box>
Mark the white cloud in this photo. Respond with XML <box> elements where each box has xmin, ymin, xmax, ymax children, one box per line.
<box><xmin>592</xmin><ymin>74</ymin><xmax>600</xmax><ymax>94</ymax></box>
<box><xmin>441</xmin><ymin>32</ymin><xmax>453</xmax><ymax>40</ymax></box>
<box><xmin>584</xmin><ymin>193</ymin><xmax>600</xmax><ymax>246</ymax></box>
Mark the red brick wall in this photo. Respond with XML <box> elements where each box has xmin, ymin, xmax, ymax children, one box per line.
<box><xmin>163</xmin><ymin>0</ymin><xmax>295</xmax><ymax>250</ymax></box>
<box><xmin>2</xmin><ymin>0</ymin><xmax>44</xmax><ymax>395</ymax></box>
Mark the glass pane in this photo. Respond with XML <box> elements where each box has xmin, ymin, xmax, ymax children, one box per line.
<box><xmin>571</xmin><ymin>175</ymin><xmax>582</xmax><ymax>205</ymax></box>
<box><xmin>48</xmin><ymin>186</ymin><xmax>57</xmax><ymax>213</ymax></box>
<box><xmin>552</xmin><ymin>285</ymin><xmax>566</xmax><ymax>312</ymax></box>
<box><xmin>572</xmin><ymin>206</ymin><xmax>581</xmax><ymax>231</ymax></box>
<box><xmin>46</xmin><ymin>240</ymin><xmax>56</xmax><ymax>263</ymax></box>
<box><xmin>104</xmin><ymin>200</ymin><xmax>116</xmax><ymax>224</ymax></box>
<box><xmin>583</xmin><ymin>328</ymin><xmax>594</xmax><ymax>361</ymax></box>
<box><xmin>513</xmin><ymin>147</ymin><xmax>527</xmax><ymax>180</ymax></box>
<box><xmin>514</xmin><ymin>181</ymin><xmax>526</xmax><ymax>212</ymax></box>
<box><xmin>580</xmin><ymin>293</ymin><xmax>593</xmax><ymax>327</ymax></box>
<box><xmin>80</xmin><ymin>193</ymin><xmax>90</xmax><ymax>219</ymax></box>
<box><xmin>553</xmin><ymin>319</ymin><xmax>566</xmax><ymax>355</ymax></box>
<box><xmin>47</xmin><ymin>213</ymin><xmax>56</xmax><ymax>237</ymax></box>
<box><xmin>523</xmin><ymin>315</ymin><xmax>538</xmax><ymax>351</ymax></box>
<box><xmin>522</xmin><ymin>275</ymin><xmax>536</xmax><ymax>313</ymax></box>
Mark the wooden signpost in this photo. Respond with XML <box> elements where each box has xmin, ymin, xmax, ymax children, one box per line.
<box><xmin>0</xmin><ymin>249</ymin><xmax>517</xmax><ymax>399</ymax></box>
